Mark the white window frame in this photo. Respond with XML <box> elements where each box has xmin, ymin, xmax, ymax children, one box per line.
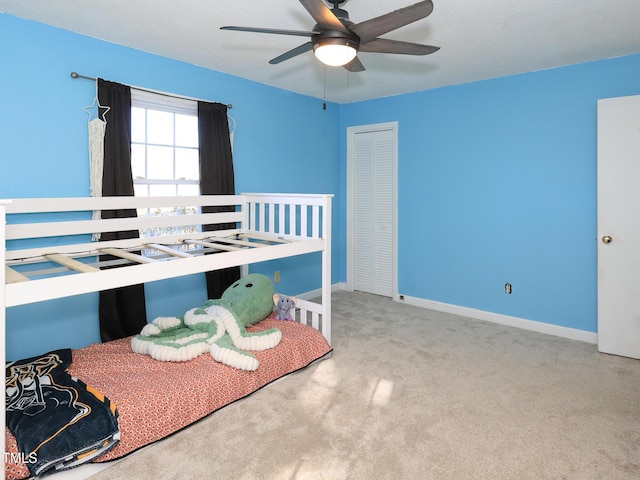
<box><xmin>130</xmin><ymin>90</ymin><xmax>201</xmax><ymax>245</ymax></box>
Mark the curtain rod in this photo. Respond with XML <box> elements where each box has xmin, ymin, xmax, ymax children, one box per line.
<box><xmin>70</xmin><ymin>72</ymin><xmax>232</xmax><ymax>109</ymax></box>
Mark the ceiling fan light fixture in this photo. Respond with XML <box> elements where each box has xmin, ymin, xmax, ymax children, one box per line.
<box><xmin>313</xmin><ymin>38</ymin><xmax>358</xmax><ymax>67</ymax></box>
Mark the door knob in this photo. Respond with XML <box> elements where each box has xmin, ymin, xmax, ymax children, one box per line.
<box><xmin>602</xmin><ymin>235</ymin><xmax>613</xmax><ymax>244</ymax></box>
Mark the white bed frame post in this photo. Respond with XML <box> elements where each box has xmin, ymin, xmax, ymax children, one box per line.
<box><xmin>240</xmin><ymin>194</ymin><xmax>250</xmax><ymax>278</ymax></box>
<box><xmin>322</xmin><ymin>195</ymin><xmax>332</xmax><ymax>346</ymax></box>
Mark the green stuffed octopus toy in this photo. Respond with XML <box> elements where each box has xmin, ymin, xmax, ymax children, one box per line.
<box><xmin>131</xmin><ymin>273</ymin><xmax>282</xmax><ymax>371</ymax></box>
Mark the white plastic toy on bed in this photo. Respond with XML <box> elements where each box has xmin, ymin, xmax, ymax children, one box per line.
<box><xmin>131</xmin><ymin>273</ymin><xmax>282</xmax><ymax>371</ymax></box>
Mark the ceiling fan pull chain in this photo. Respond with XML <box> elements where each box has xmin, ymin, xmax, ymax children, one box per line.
<box><xmin>323</xmin><ymin>65</ymin><xmax>327</xmax><ymax>110</ymax></box>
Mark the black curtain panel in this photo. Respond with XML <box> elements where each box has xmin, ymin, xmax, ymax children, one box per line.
<box><xmin>197</xmin><ymin>101</ymin><xmax>241</xmax><ymax>299</ymax></box>
<box><xmin>97</xmin><ymin>79</ymin><xmax>147</xmax><ymax>342</ymax></box>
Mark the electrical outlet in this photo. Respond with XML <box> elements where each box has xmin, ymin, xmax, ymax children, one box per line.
<box><xmin>274</xmin><ymin>271</ymin><xmax>280</xmax><ymax>283</ymax></box>
<box><xmin>505</xmin><ymin>282</ymin><xmax>512</xmax><ymax>294</ymax></box>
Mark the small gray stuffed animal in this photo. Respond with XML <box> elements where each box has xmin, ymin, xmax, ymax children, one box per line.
<box><xmin>273</xmin><ymin>294</ymin><xmax>296</xmax><ymax>321</ymax></box>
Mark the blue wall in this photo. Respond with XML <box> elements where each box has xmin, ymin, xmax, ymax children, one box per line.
<box><xmin>340</xmin><ymin>53</ymin><xmax>640</xmax><ymax>334</ymax></box>
<box><xmin>1</xmin><ymin>14</ymin><xmax>341</xmax><ymax>360</ymax></box>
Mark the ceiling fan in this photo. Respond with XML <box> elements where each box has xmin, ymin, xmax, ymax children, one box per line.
<box><xmin>220</xmin><ymin>0</ymin><xmax>439</xmax><ymax>72</ymax></box>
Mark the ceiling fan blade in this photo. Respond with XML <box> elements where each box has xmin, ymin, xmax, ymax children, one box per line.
<box><xmin>350</xmin><ymin>0</ymin><xmax>434</xmax><ymax>43</ymax></box>
<box><xmin>269</xmin><ymin>42</ymin><xmax>314</xmax><ymax>64</ymax></box>
<box><xmin>221</xmin><ymin>26</ymin><xmax>319</xmax><ymax>37</ymax></box>
<box><xmin>299</xmin><ymin>0</ymin><xmax>350</xmax><ymax>33</ymax></box>
<box><xmin>360</xmin><ymin>38</ymin><xmax>439</xmax><ymax>55</ymax></box>
<box><xmin>343</xmin><ymin>56</ymin><xmax>366</xmax><ymax>72</ymax></box>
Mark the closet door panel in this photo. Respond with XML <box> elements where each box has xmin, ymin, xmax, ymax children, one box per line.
<box><xmin>353</xmin><ymin>131</ymin><xmax>376</xmax><ymax>294</ymax></box>
<box><xmin>352</xmin><ymin>128</ymin><xmax>394</xmax><ymax>297</ymax></box>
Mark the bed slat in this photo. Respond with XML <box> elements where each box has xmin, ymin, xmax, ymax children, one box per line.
<box><xmin>43</xmin><ymin>254</ymin><xmax>100</xmax><ymax>274</ymax></box>
<box><xmin>183</xmin><ymin>240</ymin><xmax>244</xmax><ymax>252</ymax></box>
<box><xmin>204</xmin><ymin>237</ymin><xmax>266</xmax><ymax>248</ymax></box>
<box><xmin>99</xmin><ymin>248</ymin><xmax>157</xmax><ymax>264</ymax></box>
<box><xmin>145</xmin><ymin>243</ymin><xmax>194</xmax><ymax>259</ymax></box>
<box><xmin>238</xmin><ymin>233</ymin><xmax>290</xmax><ymax>244</ymax></box>
<box><xmin>5</xmin><ymin>266</ymin><xmax>29</xmax><ymax>284</ymax></box>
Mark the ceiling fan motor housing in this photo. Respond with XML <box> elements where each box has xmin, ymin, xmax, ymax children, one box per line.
<box><xmin>312</xmin><ymin>25</ymin><xmax>360</xmax><ymax>51</ymax></box>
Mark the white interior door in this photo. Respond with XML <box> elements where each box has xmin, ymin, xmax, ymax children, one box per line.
<box><xmin>597</xmin><ymin>94</ymin><xmax>640</xmax><ymax>359</ymax></box>
<box><xmin>347</xmin><ymin>122</ymin><xmax>397</xmax><ymax>298</ymax></box>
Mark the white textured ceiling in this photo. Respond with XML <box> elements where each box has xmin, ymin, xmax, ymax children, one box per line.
<box><xmin>2</xmin><ymin>0</ymin><xmax>640</xmax><ymax>104</ymax></box>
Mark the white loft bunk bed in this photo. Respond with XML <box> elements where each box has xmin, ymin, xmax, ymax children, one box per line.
<box><xmin>1</xmin><ymin>193</ymin><xmax>332</xmax><ymax>479</ymax></box>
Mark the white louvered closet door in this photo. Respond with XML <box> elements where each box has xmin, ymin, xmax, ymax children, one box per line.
<box><xmin>349</xmin><ymin>124</ymin><xmax>396</xmax><ymax>298</ymax></box>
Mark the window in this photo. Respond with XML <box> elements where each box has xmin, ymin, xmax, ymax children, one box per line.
<box><xmin>130</xmin><ymin>90</ymin><xmax>200</xmax><ymax>239</ymax></box>
<box><xmin>131</xmin><ymin>90</ymin><xmax>200</xmax><ymax>197</ymax></box>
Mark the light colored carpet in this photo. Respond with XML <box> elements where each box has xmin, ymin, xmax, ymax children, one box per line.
<box><xmin>89</xmin><ymin>290</ymin><xmax>640</xmax><ymax>480</ymax></box>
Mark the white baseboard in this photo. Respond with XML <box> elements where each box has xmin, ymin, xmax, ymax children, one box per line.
<box><xmin>398</xmin><ymin>294</ymin><xmax>598</xmax><ymax>344</ymax></box>
<box><xmin>292</xmin><ymin>285</ymin><xmax>596</xmax><ymax>345</ymax></box>
<box><xmin>296</xmin><ymin>282</ymin><xmax>346</xmax><ymax>301</ymax></box>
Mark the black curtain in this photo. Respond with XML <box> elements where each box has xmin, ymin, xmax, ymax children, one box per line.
<box><xmin>97</xmin><ymin>79</ymin><xmax>147</xmax><ymax>342</ymax></box>
<box><xmin>198</xmin><ymin>101</ymin><xmax>240</xmax><ymax>299</ymax></box>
